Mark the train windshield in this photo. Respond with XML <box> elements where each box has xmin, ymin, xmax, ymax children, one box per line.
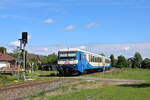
<box><xmin>58</xmin><ymin>51</ymin><xmax>76</xmax><ymax>60</ymax></box>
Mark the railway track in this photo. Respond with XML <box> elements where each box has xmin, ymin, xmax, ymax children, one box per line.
<box><xmin>0</xmin><ymin>79</ymin><xmax>73</xmax><ymax>100</ymax></box>
<box><xmin>0</xmin><ymin>79</ymin><xmax>60</xmax><ymax>91</ymax></box>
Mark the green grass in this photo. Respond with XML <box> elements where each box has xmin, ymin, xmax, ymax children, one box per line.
<box><xmin>47</xmin><ymin>85</ymin><xmax>150</xmax><ymax>100</ymax></box>
<box><xmin>0</xmin><ymin>75</ymin><xmax>21</xmax><ymax>85</ymax></box>
<box><xmin>25</xmin><ymin>70</ymin><xmax>58</xmax><ymax>80</ymax></box>
<box><xmin>27</xmin><ymin>83</ymin><xmax>150</xmax><ymax>100</ymax></box>
<box><xmin>86</xmin><ymin>68</ymin><xmax>150</xmax><ymax>81</ymax></box>
<box><xmin>0</xmin><ymin>70</ymin><xmax>58</xmax><ymax>85</ymax></box>
<box><xmin>26</xmin><ymin>68</ymin><xmax>150</xmax><ymax>100</ymax></box>
<box><xmin>26</xmin><ymin>70</ymin><xmax>57</xmax><ymax>76</ymax></box>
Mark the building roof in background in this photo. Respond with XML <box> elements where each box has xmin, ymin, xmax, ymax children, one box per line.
<box><xmin>0</xmin><ymin>53</ymin><xmax>16</xmax><ymax>61</ymax></box>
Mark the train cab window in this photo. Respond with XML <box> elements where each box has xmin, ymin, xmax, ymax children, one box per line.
<box><xmin>58</xmin><ymin>51</ymin><xmax>76</xmax><ymax>60</ymax></box>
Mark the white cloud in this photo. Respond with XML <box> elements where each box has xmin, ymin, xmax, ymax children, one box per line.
<box><xmin>42</xmin><ymin>19</ymin><xmax>54</xmax><ymax>24</ymax></box>
<box><xmin>122</xmin><ymin>46</ymin><xmax>131</xmax><ymax>51</ymax></box>
<box><xmin>64</xmin><ymin>25</ymin><xmax>76</xmax><ymax>31</ymax></box>
<box><xmin>85</xmin><ymin>22</ymin><xmax>100</xmax><ymax>28</ymax></box>
<box><xmin>36</xmin><ymin>48</ymin><xmax>49</xmax><ymax>52</ymax></box>
<box><xmin>78</xmin><ymin>46</ymin><xmax>87</xmax><ymax>49</ymax></box>
<box><xmin>6</xmin><ymin>42</ymin><xmax>150</xmax><ymax>58</ymax></box>
<box><xmin>42</xmin><ymin>48</ymin><xmax>49</xmax><ymax>51</ymax></box>
<box><xmin>9</xmin><ymin>41</ymin><xmax>20</xmax><ymax>47</ymax></box>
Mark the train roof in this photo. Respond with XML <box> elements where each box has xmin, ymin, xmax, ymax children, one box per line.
<box><xmin>59</xmin><ymin>48</ymin><xmax>110</xmax><ymax>59</ymax></box>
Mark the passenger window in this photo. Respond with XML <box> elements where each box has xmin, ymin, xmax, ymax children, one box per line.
<box><xmin>81</xmin><ymin>54</ymin><xmax>86</xmax><ymax>61</ymax></box>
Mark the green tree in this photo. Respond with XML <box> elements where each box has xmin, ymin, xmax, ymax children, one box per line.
<box><xmin>110</xmin><ymin>54</ymin><xmax>116</xmax><ymax>67</ymax></box>
<box><xmin>116</xmin><ymin>55</ymin><xmax>128</xmax><ymax>68</ymax></box>
<box><xmin>9</xmin><ymin>47</ymin><xmax>21</xmax><ymax>58</ymax></box>
<box><xmin>27</xmin><ymin>58</ymin><xmax>39</xmax><ymax>71</ymax></box>
<box><xmin>26</xmin><ymin>53</ymin><xmax>44</xmax><ymax>71</ymax></box>
<box><xmin>0</xmin><ymin>47</ymin><xmax>7</xmax><ymax>54</ymax></box>
<box><xmin>141</xmin><ymin>58</ymin><xmax>150</xmax><ymax>69</ymax></box>
<box><xmin>133</xmin><ymin>52</ymin><xmax>143</xmax><ymax>68</ymax></box>
<box><xmin>47</xmin><ymin>53</ymin><xmax>58</xmax><ymax>64</ymax></box>
<box><xmin>42</xmin><ymin>53</ymin><xmax>58</xmax><ymax>64</ymax></box>
<box><xmin>128</xmin><ymin>57</ymin><xmax>134</xmax><ymax>68</ymax></box>
<box><xmin>99</xmin><ymin>53</ymin><xmax>105</xmax><ymax>56</ymax></box>
<box><xmin>41</xmin><ymin>53</ymin><xmax>58</xmax><ymax>71</ymax></box>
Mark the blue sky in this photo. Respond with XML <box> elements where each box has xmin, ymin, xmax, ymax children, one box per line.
<box><xmin>0</xmin><ymin>0</ymin><xmax>150</xmax><ymax>57</ymax></box>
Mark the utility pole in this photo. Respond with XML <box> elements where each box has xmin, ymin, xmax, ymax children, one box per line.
<box><xmin>19</xmin><ymin>32</ymin><xmax>28</xmax><ymax>81</ymax></box>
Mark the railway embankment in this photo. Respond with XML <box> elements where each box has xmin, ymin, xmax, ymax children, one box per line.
<box><xmin>0</xmin><ymin>79</ymin><xmax>73</xmax><ymax>100</ymax></box>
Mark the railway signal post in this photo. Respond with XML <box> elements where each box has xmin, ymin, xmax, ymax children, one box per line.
<box><xmin>19</xmin><ymin>32</ymin><xmax>28</xmax><ymax>81</ymax></box>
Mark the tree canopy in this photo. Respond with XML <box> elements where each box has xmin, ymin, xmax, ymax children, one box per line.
<box><xmin>0</xmin><ymin>47</ymin><xmax>7</xmax><ymax>54</ymax></box>
<box><xmin>116</xmin><ymin>55</ymin><xmax>128</xmax><ymax>68</ymax></box>
<box><xmin>110</xmin><ymin>54</ymin><xmax>116</xmax><ymax>67</ymax></box>
<box><xmin>99</xmin><ymin>53</ymin><xmax>105</xmax><ymax>56</ymax></box>
<box><xmin>141</xmin><ymin>58</ymin><xmax>150</xmax><ymax>69</ymax></box>
<box><xmin>9</xmin><ymin>47</ymin><xmax>21</xmax><ymax>58</ymax></box>
<box><xmin>132</xmin><ymin>52</ymin><xmax>143</xmax><ymax>68</ymax></box>
<box><xmin>42</xmin><ymin>53</ymin><xmax>58</xmax><ymax>64</ymax></box>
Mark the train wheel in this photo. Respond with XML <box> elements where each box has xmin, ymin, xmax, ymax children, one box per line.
<box><xmin>83</xmin><ymin>70</ymin><xmax>90</xmax><ymax>74</ymax></box>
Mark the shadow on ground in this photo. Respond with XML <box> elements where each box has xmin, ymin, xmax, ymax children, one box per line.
<box><xmin>38</xmin><ymin>73</ymin><xmax>57</xmax><ymax>77</ymax></box>
<box><xmin>119</xmin><ymin>83</ymin><xmax>150</xmax><ymax>88</ymax></box>
<box><xmin>38</xmin><ymin>74</ymin><xmax>80</xmax><ymax>77</ymax></box>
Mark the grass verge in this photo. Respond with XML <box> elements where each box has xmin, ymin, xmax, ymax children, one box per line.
<box><xmin>86</xmin><ymin>68</ymin><xmax>150</xmax><ymax>81</ymax></box>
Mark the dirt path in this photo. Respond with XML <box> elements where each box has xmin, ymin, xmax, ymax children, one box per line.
<box><xmin>66</xmin><ymin>76</ymin><xmax>145</xmax><ymax>85</ymax></box>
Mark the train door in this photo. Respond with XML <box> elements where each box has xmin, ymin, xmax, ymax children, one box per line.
<box><xmin>80</xmin><ymin>53</ymin><xmax>87</xmax><ymax>72</ymax></box>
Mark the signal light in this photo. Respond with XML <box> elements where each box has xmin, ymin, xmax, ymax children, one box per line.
<box><xmin>22</xmin><ymin>32</ymin><xmax>28</xmax><ymax>43</ymax></box>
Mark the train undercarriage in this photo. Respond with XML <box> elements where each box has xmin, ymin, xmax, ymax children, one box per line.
<box><xmin>56</xmin><ymin>65</ymin><xmax>111</xmax><ymax>76</ymax></box>
<box><xmin>56</xmin><ymin>66</ymin><xmax>81</xmax><ymax>76</ymax></box>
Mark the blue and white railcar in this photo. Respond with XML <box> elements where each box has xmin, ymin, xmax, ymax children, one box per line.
<box><xmin>57</xmin><ymin>48</ymin><xmax>111</xmax><ymax>75</ymax></box>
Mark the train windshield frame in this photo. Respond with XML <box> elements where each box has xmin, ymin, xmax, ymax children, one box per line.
<box><xmin>58</xmin><ymin>51</ymin><xmax>76</xmax><ymax>60</ymax></box>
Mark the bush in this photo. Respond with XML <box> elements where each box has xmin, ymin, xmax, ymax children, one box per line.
<box><xmin>142</xmin><ymin>58</ymin><xmax>150</xmax><ymax>69</ymax></box>
<box><xmin>116</xmin><ymin>55</ymin><xmax>128</xmax><ymax>68</ymax></box>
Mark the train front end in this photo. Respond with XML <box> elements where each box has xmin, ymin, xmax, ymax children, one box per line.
<box><xmin>57</xmin><ymin>49</ymin><xmax>80</xmax><ymax>75</ymax></box>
